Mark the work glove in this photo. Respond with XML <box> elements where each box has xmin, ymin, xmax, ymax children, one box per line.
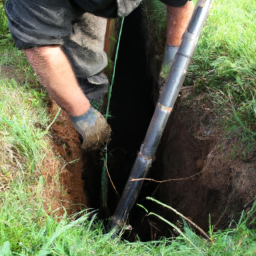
<box><xmin>70</xmin><ymin>106</ymin><xmax>111</xmax><ymax>150</ymax></box>
<box><xmin>162</xmin><ymin>44</ymin><xmax>178</xmax><ymax>69</ymax></box>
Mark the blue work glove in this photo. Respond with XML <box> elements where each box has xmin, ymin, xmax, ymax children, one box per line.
<box><xmin>162</xmin><ymin>44</ymin><xmax>179</xmax><ymax>68</ymax></box>
<box><xmin>70</xmin><ymin>106</ymin><xmax>111</xmax><ymax>150</ymax></box>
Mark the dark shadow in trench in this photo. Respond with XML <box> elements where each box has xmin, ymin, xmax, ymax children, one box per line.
<box><xmin>82</xmin><ymin>6</ymin><xmax>157</xmax><ymax>240</ymax></box>
<box><xmin>107</xmin><ymin>6</ymin><xmax>155</xmax><ymax>234</ymax></box>
<box><xmin>82</xmin><ymin>4</ymin><xmax>221</xmax><ymax>241</ymax></box>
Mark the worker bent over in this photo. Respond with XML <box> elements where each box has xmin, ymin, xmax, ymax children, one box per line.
<box><xmin>5</xmin><ymin>0</ymin><xmax>193</xmax><ymax>150</ymax></box>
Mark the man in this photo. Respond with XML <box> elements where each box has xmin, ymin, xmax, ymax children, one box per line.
<box><xmin>5</xmin><ymin>0</ymin><xmax>193</xmax><ymax>150</ymax></box>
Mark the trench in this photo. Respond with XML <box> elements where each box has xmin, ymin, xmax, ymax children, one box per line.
<box><xmin>82</xmin><ymin>6</ymin><xmax>157</xmax><ymax>240</ymax></box>
<box><xmin>81</xmin><ymin>6</ymin><xmax>210</xmax><ymax>241</ymax></box>
<box><xmin>49</xmin><ymin>3</ymin><xmax>256</xmax><ymax>242</ymax></box>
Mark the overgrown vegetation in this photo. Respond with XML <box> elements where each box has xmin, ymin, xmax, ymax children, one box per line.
<box><xmin>1</xmin><ymin>1</ymin><xmax>256</xmax><ymax>255</ymax></box>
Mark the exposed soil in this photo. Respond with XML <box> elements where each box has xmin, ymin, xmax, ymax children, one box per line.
<box><xmin>47</xmin><ymin>99</ymin><xmax>88</xmax><ymax>214</ymax></box>
<box><xmin>144</xmin><ymin>91</ymin><xmax>256</xmax><ymax>237</ymax></box>
<box><xmin>0</xmin><ymin>65</ymin><xmax>30</xmax><ymax>84</ymax></box>
<box><xmin>0</xmin><ymin>65</ymin><xmax>88</xmax><ymax>216</ymax></box>
<box><xmin>46</xmin><ymin>102</ymin><xmax>106</xmax><ymax>216</ymax></box>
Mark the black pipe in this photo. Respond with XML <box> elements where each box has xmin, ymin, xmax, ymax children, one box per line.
<box><xmin>109</xmin><ymin>0</ymin><xmax>213</xmax><ymax>230</ymax></box>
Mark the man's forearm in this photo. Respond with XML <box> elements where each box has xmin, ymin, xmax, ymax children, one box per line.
<box><xmin>166</xmin><ymin>1</ymin><xmax>194</xmax><ymax>46</ymax></box>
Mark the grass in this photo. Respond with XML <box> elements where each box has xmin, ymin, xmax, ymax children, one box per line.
<box><xmin>147</xmin><ymin>0</ymin><xmax>256</xmax><ymax>157</ymax></box>
<box><xmin>0</xmin><ymin>79</ymin><xmax>48</xmax><ymax>175</ymax></box>
<box><xmin>188</xmin><ymin>0</ymin><xmax>256</xmax><ymax>156</ymax></box>
<box><xmin>143</xmin><ymin>0</ymin><xmax>166</xmax><ymax>46</ymax></box>
<box><xmin>1</xmin><ymin>1</ymin><xmax>256</xmax><ymax>255</ymax></box>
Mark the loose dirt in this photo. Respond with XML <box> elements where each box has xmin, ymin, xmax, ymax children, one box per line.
<box><xmin>46</xmin><ymin>99</ymin><xmax>88</xmax><ymax>214</ymax></box>
<box><xmin>47</xmin><ymin>99</ymin><xmax>105</xmax><ymax>215</ymax></box>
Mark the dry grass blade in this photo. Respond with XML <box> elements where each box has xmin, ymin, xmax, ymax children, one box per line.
<box><xmin>130</xmin><ymin>171</ymin><xmax>202</xmax><ymax>183</ymax></box>
<box><xmin>147</xmin><ymin>197</ymin><xmax>212</xmax><ymax>241</ymax></box>
<box><xmin>148</xmin><ymin>212</ymin><xmax>199</xmax><ymax>250</ymax></box>
<box><xmin>104</xmin><ymin>162</ymin><xmax>118</xmax><ymax>196</ymax></box>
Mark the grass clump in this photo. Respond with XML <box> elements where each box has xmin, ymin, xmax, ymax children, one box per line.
<box><xmin>0</xmin><ymin>79</ymin><xmax>48</xmax><ymax>175</ymax></box>
<box><xmin>143</xmin><ymin>0</ymin><xmax>167</xmax><ymax>45</ymax></box>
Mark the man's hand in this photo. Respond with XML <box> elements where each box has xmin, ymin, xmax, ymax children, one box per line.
<box><xmin>70</xmin><ymin>106</ymin><xmax>111</xmax><ymax>150</ymax></box>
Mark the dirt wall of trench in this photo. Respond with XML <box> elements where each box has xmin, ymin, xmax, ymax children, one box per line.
<box><xmin>146</xmin><ymin>91</ymin><xmax>256</xmax><ymax>236</ymax></box>
<box><xmin>41</xmin><ymin>2</ymin><xmax>256</xmax><ymax>239</ymax></box>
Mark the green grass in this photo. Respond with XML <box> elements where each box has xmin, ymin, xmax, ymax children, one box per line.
<box><xmin>149</xmin><ymin>0</ymin><xmax>256</xmax><ymax>156</ymax></box>
<box><xmin>1</xmin><ymin>1</ymin><xmax>256</xmax><ymax>255</ymax></box>
<box><xmin>143</xmin><ymin>0</ymin><xmax>166</xmax><ymax>46</ymax></box>
<box><xmin>188</xmin><ymin>0</ymin><xmax>256</xmax><ymax>155</ymax></box>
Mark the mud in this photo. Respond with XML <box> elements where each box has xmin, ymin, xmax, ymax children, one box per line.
<box><xmin>80</xmin><ymin>111</ymin><xmax>111</xmax><ymax>151</ymax></box>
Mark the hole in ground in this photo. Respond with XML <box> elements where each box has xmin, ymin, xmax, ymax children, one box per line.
<box><xmin>82</xmin><ymin>6</ymin><xmax>156</xmax><ymax>239</ymax></box>
<box><xmin>81</xmin><ymin>6</ymin><xmax>210</xmax><ymax>241</ymax></box>
<box><xmin>61</xmin><ymin>6</ymin><xmax>213</xmax><ymax>241</ymax></box>
<box><xmin>49</xmin><ymin>4</ymin><xmax>251</xmax><ymax>242</ymax></box>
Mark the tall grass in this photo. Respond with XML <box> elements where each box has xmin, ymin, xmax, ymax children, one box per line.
<box><xmin>0</xmin><ymin>79</ymin><xmax>48</xmax><ymax>173</ymax></box>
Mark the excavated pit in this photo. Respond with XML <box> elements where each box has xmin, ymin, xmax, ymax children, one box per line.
<box><xmin>82</xmin><ymin>5</ymin><xmax>155</xmax><ymax>221</ymax></box>
<box><xmin>48</xmin><ymin>5</ymin><xmax>256</xmax><ymax>241</ymax></box>
<box><xmin>80</xmin><ymin>7</ymin><xmax>214</xmax><ymax>240</ymax></box>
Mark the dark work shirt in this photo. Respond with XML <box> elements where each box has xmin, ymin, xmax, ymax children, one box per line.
<box><xmin>73</xmin><ymin>0</ymin><xmax>117</xmax><ymax>18</ymax></box>
<box><xmin>72</xmin><ymin>0</ymin><xmax>189</xmax><ymax>18</ymax></box>
<box><xmin>161</xmin><ymin>0</ymin><xmax>189</xmax><ymax>7</ymax></box>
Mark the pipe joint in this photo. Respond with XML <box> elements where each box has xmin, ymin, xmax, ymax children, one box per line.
<box><xmin>158</xmin><ymin>102</ymin><xmax>173</xmax><ymax>113</ymax></box>
<box><xmin>138</xmin><ymin>151</ymin><xmax>152</xmax><ymax>161</ymax></box>
<box><xmin>178</xmin><ymin>31</ymin><xmax>198</xmax><ymax>58</ymax></box>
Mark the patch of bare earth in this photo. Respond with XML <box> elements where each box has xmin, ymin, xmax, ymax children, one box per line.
<box><xmin>45</xmin><ymin>99</ymin><xmax>88</xmax><ymax>216</ymax></box>
<box><xmin>0</xmin><ymin>65</ymin><xmax>34</xmax><ymax>84</ymax></box>
<box><xmin>150</xmin><ymin>90</ymin><xmax>256</xmax><ymax>235</ymax></box>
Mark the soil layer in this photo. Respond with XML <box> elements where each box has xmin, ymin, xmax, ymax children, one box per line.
<box><xmin>146</xmin><ymin>92</ymin><xmax>256</xmax><ymax>237</ymax></box>
<box><xmin>47</xmin><ymin>99</ymin><xmax>88</xmax><ymax>214</ymax></box>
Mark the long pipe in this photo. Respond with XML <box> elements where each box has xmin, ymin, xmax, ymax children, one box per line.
<box><xmin>109</xmin><ymin>0</ymin><xmax>213</xmax><ymax>230</ymax></box>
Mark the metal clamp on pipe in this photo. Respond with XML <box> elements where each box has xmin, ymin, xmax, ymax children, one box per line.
<box><xmin>109</xmin><ymin>0</ymin><xmax>213</xmax><ymax>231</ymax></box>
